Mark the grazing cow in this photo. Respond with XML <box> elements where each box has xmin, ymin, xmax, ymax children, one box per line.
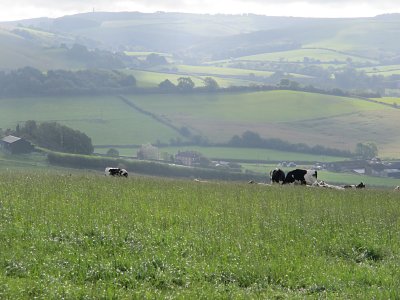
<box><xmin>343</xmin><ymin>182</ymin><xmax>365</xmax><ymax>189</ymax></box>
<box><xmin>283</xmin><ymin>169</ymin><xmax>317</xmax><ymax>185</ymax></box>
<box><xmin>105</xmin><ymin>167</ymin><xmax>128</xmax><ymax>177</ymax></box>
<box><xmin>394</xmin><ymin>186</ymin><xmax>400</xmax><ymax>191</ymax></box>
<box><xmin>270</xmin><ymin>168</ymin><xmax>286</xmax><ymax>184</ymax></box>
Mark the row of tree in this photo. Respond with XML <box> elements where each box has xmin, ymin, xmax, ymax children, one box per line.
<box><xmin>228</xmin><ymin>131</ymin><xmax>353</xmax><ymax>157</ymax></box>
<box><xmin>0</xmin><ymin>67</ymin><xmax>136</xmax><ymax>97</ymax></box>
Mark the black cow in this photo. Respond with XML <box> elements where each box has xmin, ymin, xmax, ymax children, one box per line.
<box><xmin>283</xmin><ymin>169</ymin><xmax>317</xmax><ymax>185</ymax></box>
<box><xmin>105</xmin><ymin>167</ymin><xmax>128</xmax><ymax>177</ymax></box>
<box><xmin>343</xmin><ymin>182</ymin><xmax>365</xmax><ymax>189</ymax></box>
<box><xmin>270</xmin><ymin>168</ymin><xmax>286</xmax><ymax>184</ymax></box>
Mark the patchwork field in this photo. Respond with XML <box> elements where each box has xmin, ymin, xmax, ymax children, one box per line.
<box><xmin>127</xmin><ymin>90</ymin><xmax>399</xmax><ymax>156</ymax></box>
<box><xmin>1</xmin><ymin>90</ymin><xmax>399</xmax><ymax>158</ymax></box>
<box><xmin>0</xmin><ymin>171</ymin><xmax>399</xmax><ymax>298</ymax></box>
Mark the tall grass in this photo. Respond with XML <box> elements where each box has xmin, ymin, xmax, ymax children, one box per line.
<box><xmin>0</xmin><ymin>171</ymin><xmax>399</xmax><ymax>298</ymax></box>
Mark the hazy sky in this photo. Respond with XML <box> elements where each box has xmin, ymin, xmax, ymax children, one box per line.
<box><xmin>0</xmin><ymin>0</ymin><xmax>399</xmax><ymax>21</ymax></box>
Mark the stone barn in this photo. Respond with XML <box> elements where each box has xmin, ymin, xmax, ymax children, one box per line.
<box><xmin>0</xmin><ymin>135</ymin><xmax>34</xmax><ymax>154</ymax></box>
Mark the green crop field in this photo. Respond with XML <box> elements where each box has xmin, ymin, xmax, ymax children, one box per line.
<box><xmin>0</xmin><ymin>171</ymin><xmax>399</xmax><ymax>298</ymax></box>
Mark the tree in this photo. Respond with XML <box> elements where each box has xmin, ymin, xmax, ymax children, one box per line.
<box><xmin>146</xmin><ymin>53</ymin><xmax>168</xmax><ymax>66</ymax></box>
<box><xmin>177</xmin><ymin>77</ymin><xmax>195</xmax><ymax>91</ymax></box>
<box><xmin>203</xmin><ymin>77</ymin><xmax>219</xmax><ymax>91</ymax></box>
<box><xmin>19</xmin><ymin>121</ymin><xmax>93</xmax><ymax>154</ymax></box>
<box><xmin>106</xmin><ymin>148</ymin><xmax>119</xmax><ymax>157</ymax></box>
<box><xmin>355</xmin><ymin>142</ymin><xmax>378</xmax><ymax>159</ymax></box>
<box><xmin>158</xmin><ymin>79</ymin><xmax>176</xmax><ymax>91</ymax></box>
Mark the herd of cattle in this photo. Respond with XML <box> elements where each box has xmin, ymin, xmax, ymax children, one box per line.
<box><xmin>104</xmin><ymin>166</ymin><xmax>399</xmax><ymax>191</ymax></box>
<box><xmin>267</xmin><ymin>168</ymin><xmax>365</xmax><ymax>190</ymax></box>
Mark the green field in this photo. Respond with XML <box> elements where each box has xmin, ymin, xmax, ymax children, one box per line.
<box><xmin>125</xmin><ymin>69</ymin><xmax>259</xmax><ymax>88</ymax></box>
<box><xmin>0</xmin><ymin>95</ymin><xmax>182</xmax><ymax>145</ymax></box>
<box><xmin>236</xmin><ymin>48</ymin><xmax>378</xmax><ymax>64</ymax></box>
<box><xmin>371</xmin><ymin>97</ymin><xmax>400</xmax><ymax>106</ymax></box>
<box><xmin>0</xmin><ymin>171</ymin><xmax>399</xmax><ymax>298</ymax></box>
<box><xmin>1</xmin><ymin>90</ymin><xmax>399</xmax><ymax>158</ymax></box>
<box><xmin>95</xmin><ymin>146</ymin><xmax>347</xmax><ymax>162</ymax></box>
<box><xmin>126</xmin><ymin>90</ymin><xmax>399</xmax><ymax>156</ymax></box>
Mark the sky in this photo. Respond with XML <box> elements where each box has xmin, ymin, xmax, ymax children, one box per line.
<box><xmin>0</xmin><ymin>0</ymin><xmax>399</xmax><ymax>21</ymax></box>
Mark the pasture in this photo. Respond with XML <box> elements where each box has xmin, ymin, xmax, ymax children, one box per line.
<box><xmin>0</xmin><ymin>171</ymin><xmax>399</xmax><ymax>298</ymax></box>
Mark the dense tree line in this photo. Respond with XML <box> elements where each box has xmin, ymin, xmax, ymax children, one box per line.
<box><xmin>16</xmin><ymin>120</ymin><xmax>93</xmax><ymax>155</ymax></box>
<box><xmin>0</xmin><ymin>67</ymin><xmax>136</xmax><ymax>97</ymax></box>
<box><xmin>228</xmin><ymin>131</ymin><xmax>353</xmax><ymax>157</ymax></box>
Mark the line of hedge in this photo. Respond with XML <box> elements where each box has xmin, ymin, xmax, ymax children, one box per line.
<box><xmin>47</xmin><ymin>152</ymin><xmax>267</xmax><ymax>182</ymax></box>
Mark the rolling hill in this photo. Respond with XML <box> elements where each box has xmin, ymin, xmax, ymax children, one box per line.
<box><xmin>1</xmin><ymin>90</ymin><xmax>399</xmax><ymax>158</ymax></box>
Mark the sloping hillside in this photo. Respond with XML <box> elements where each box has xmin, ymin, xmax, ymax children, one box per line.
<box><xmin>0</xmin><ymin>27</ymin><xmax>83</xmax><ymax>70</ymax></box>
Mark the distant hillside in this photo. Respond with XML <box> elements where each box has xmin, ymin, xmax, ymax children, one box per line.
<box><xmin>1</xmin><ymin>12</ymin><xmax>400</xmax><ymax>93</ymax></box>
<box><xmin>3</xmin><ymin>12</ymin><xmax>400</xmax><ymax>60</ymax></box>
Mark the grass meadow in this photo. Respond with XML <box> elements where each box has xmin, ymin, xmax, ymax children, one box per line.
<box><xmin>0</xmin><ymin>171</ymin><xmax>399</xmax><ymax>298</ymax></box>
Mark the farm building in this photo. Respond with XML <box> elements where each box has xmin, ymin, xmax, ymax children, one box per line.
<box><xmin>0</xmin><ymin>135</ymin><xmax>34</xmax><ymax>154</ymax></box>
<box><xmin>175</xmin><ymin>151</ymin><xmax>201</xmax><ymax>166</ymax></box>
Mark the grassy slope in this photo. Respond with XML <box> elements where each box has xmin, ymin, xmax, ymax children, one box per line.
<box><xmin>0</xmin><ymin>28</ymin><xmax>81</xmax><ymax>71</ymax></box>
<box><xmin>128</xmin><ymin>90</ymin><xmax>399</xmax><ymax>156</ymax></box>
<box><xmin>0</xmin><ymin>172</ymin><xmax>399</xmax><ymax>298</ymax></box>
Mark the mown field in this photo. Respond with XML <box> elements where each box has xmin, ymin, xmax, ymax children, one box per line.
<box><xmin>0</xmin><ymin>171</ymin><xmax>399</xmax><ymax>298</ymax></box>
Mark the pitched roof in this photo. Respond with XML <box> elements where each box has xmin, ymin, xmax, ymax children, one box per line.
<box><xmin>2</xmin><ymin>135</ymin><xmax>21</xmax><ymax>144</ymax></box>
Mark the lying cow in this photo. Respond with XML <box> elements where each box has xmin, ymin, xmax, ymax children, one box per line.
<box><xmin>270</xmin><ymin>168</ymin><xmax>286</xmax><ymax>184</ymax></box>
<box><xmin>105</xmin><ymin>167</ymin><xmax>128</xmax><ymax>177</ymax></box>
<box><xmin>343</xmin><ymin>182</ymin><xmax>365</xmax><ymax>189</ymax></box>
<box><xmin>312</xmin><ymin>180</ymin><xmax>345</xmax><ymax>190</ymax></box>
<box><xmin>283</xmin><ymin>169</ymin><xmax>317</xmax><ymax>185</ymax></box>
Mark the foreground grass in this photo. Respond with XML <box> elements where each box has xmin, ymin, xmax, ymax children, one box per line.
<box><xmin>0</xmin><ymin>171</ymin><xmax>399</xmax><ymax>298</ymax></box>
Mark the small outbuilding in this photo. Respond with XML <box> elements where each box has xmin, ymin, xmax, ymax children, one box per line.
<box><xmin>0</xmin><ymin>135</ymin><xmax>34</xmax><ymax>154</ymax></box>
